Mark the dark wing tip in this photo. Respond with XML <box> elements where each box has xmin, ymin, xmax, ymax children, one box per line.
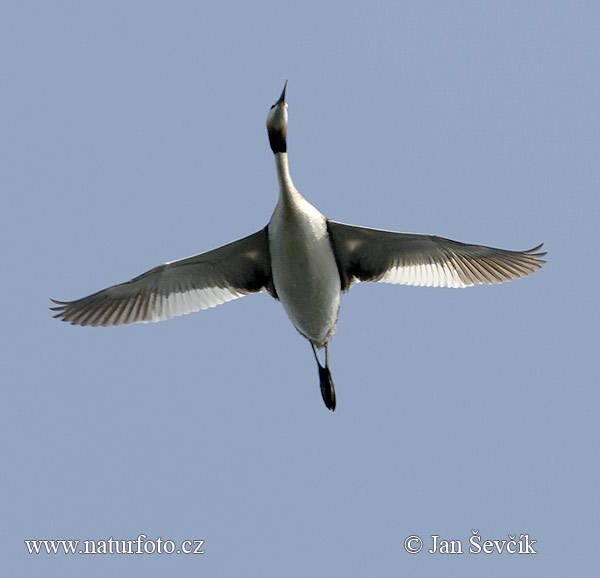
<box><xmin>50</xmin><ymin>297</ymin><xmax>68</xmax><ymax>306</ymax></box>
<box><xmin>49</xmin><ymin>298</ymin><xmax>69</xmax><ymax>316</ymax></box>
<box><xmin>525</xmin><ymin>242</ymin><xmax>546</xmax><ymax>254</ymax></box>
<box><xmin>523</xmin><ymin>243</ymin><xmax>547</xmax><ymax>264</ymax></box>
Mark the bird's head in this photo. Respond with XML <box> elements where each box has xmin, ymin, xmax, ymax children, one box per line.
<box><xmin>266</xmin><ymin>80</ymin><xmax>288</xmax><ymax>154</ymax></box>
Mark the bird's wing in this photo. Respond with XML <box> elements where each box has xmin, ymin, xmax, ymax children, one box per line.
<box><xmin>327</xmin><ymin>220</ymin><xmax>546</xmax><ymax>291</ymax></box>
<box><xmin>51</xmin><ymin>228</ymin><xmax>273</xmax><ymax>326</ymax></box>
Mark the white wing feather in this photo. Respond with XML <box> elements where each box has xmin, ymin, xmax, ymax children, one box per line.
<box><xmin>327</xmin><ymin>221</ymin><xmax>545</xmax><ymax>290</ymax></box>
<box><xmin>51</xmin><ymin>229</ymin><xmax>272</xmax><ymax>326</ymax></box>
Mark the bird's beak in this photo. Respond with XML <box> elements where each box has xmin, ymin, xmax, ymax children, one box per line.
<box><xmin>276</xmin><ymin>80</ymin><xmax>288</xmax><ymax>105</ymax></box>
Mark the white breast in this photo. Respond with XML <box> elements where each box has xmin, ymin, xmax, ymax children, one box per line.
<box><xmin>268</xmin><ymin>198</ymin><xmax>341</xmax><ymax>347</ymax></box>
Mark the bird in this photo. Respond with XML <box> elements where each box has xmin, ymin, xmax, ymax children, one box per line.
<box><xmin>51</xmin><ymin>81</ymin><xmax>546</xmax><ymax>411</ymax></box>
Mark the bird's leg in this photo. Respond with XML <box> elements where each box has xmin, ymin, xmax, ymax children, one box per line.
<box><xmin>311</xmin><ymin>342</ymin><xmax>336</xmax><ymax>411</ymax></box>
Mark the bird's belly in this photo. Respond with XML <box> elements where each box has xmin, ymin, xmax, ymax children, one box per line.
<box><xmin>269</xmin><ymin>222</ymin><xmax>341</xmax><ymax>347</ymax></box>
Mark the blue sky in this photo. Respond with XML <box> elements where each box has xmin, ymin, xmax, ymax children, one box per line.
<box><xmin>2</xmin><ymin>1</ymin><xmax>598</xmax><ymax>576</ymax></box>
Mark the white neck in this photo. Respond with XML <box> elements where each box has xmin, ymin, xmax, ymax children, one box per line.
<box><xmin>274</xmin><ymin>152</ymin><xmax>302</xmax><ymax>207</ymax></box>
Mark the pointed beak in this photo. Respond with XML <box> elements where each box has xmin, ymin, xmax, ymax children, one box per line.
<box><xmin>276</xmin><ymin>80</ymin><xmax>288</xmax><ymax>105</ymax></box>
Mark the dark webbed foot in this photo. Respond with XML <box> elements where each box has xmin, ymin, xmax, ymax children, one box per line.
<box><xmin>311</xmin><ymin>342</ymin><xmax>336</xmax><ymax>411</ymax></box>
<box><xmin>318</xmin><ymin>364</ymin><xmax>336</xmax><ymax>411</ymax></box>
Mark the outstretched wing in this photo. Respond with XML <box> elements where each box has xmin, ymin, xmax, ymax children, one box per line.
<box><xmin>327</xmin><ymin>220</ymin><xmax>546</xmax><ymax>291</ymax></box>
<box><xmin>51</xmin><ymin>228</ymin><xmax>273</xmax><ymax>326</ymax></box>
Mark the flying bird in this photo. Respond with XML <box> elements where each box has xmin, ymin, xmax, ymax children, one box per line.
<box><xmin>52</xmin><ymin>82</ymin><xmax>546</xmax><ymax>411</ymax></box>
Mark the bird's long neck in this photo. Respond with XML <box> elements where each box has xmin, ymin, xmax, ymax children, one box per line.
<box><xmin>274</xmin><ymin>152</ymin><xmax>303</xmax><ymax>208</ymax></box>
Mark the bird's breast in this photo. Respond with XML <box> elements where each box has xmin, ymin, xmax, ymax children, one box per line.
<box><xmin>268</xmin><ymin>205</ymin><xmax>341</xmax><ymax>347</ymax></box>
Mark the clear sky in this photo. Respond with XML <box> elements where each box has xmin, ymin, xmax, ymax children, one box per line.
<box><xmin>2</xmin><ymin>1</ymin><xmax>598</xmax><ymax>576</ymax></box>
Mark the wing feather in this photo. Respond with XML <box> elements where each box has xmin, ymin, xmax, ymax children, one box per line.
<box><xmin>51</xmin><ymin>228</ymin><xmax>273</xmax><ymax>326</ymax></box>
<box><xmin>327</xmin><ymin>220</ymin><xmax>546</xmax><ymax>291</ymax></box>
